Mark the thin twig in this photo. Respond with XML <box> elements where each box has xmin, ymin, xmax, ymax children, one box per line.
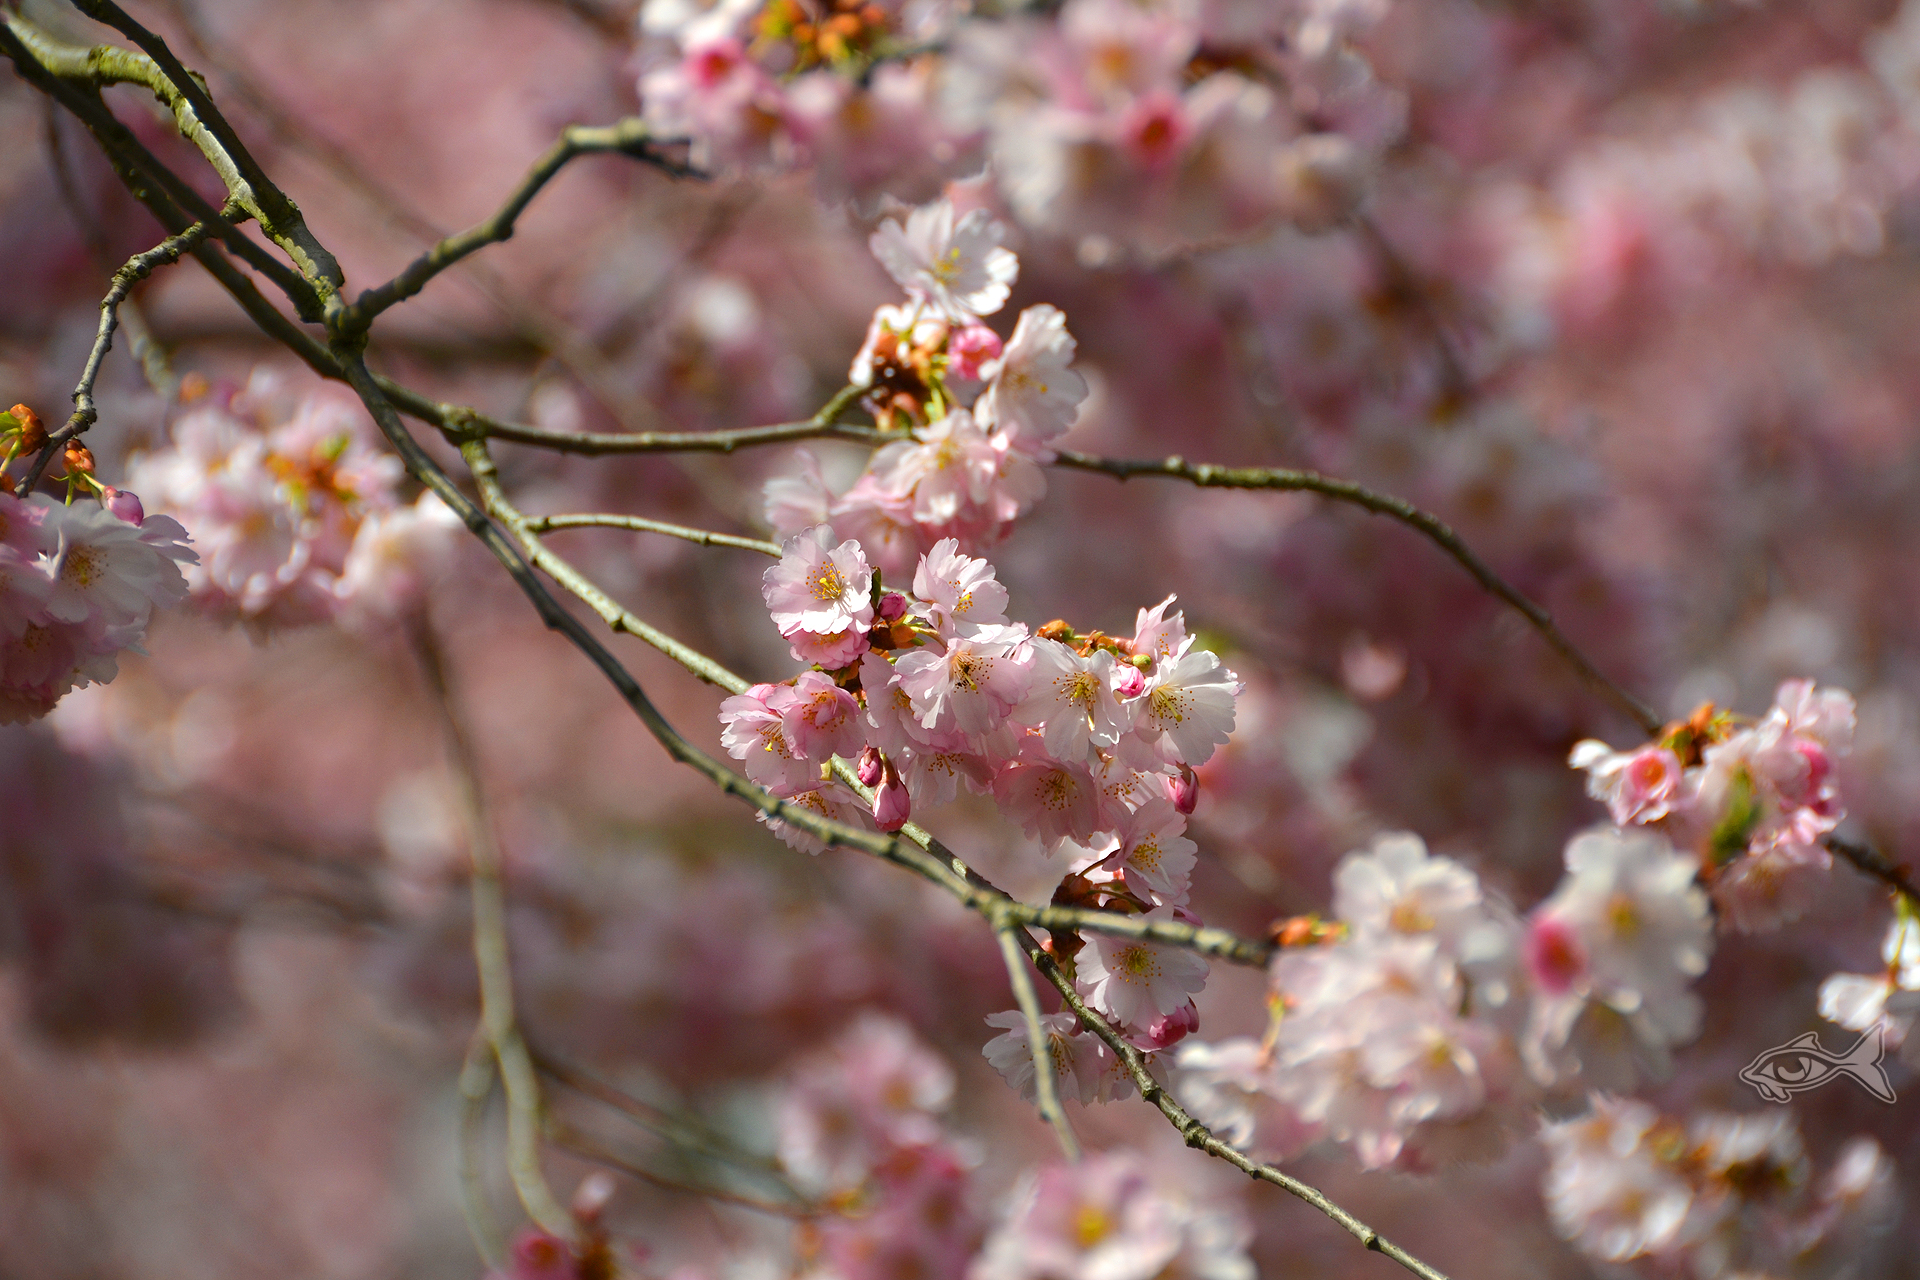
<box><xmin>475</xmin><ymin>383</ymin><xmax>876</xmax><ymax>456</ymax></box>
<box><xmin>1826</xmin><ymin>834</ymin><xmax>1920</xmax><ymax>909</ymax></box>
<box><xmin>23</xmin><ymin>217</ymin><xmax>215</xmax><ymax>491</ymax></box>
<box><xmin>1026</xmin><ymin>940</ymin><xmax>1455</xmax><ymax>1280</ymax></box>
<box><xmin>525</xmin><ymin>513</ymin><xmax>780</xmax><ymax>557</ymax></box>
<box><xmin>1051</xmin><ymin>448</ymin><xmax>1661</xmax><ymax>734</ymax></box>
<box><xmin>342</xmin><ymin>117</ymin><xmax>698</xmax><ymax>331</ymax></box>
<box><xmin>550</xmin><ymin>1125</ymin><xmax>822</xmax><ymax>1220</ymax></box>
<box><xmin>994</xmin><ymin>921</ymin><xmax>1081</xmax><ymax>1160</ymax></box>
<box><xmin>458</xmin><ymin>1026</ymin><xmax>509</xmax><ymax>1270</ymax></box>
<box><xmin>414</xmin><ymin>622</ymin><xmax>577</xmax><ymax>1241</ymax></box>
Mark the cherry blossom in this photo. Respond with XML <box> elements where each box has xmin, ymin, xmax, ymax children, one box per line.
<box><xmin>1078</xmin><ymin>907</ymin><xmax>1210</xmax><ymax>1030</ymax></box>
<box><xmin>763</xmin><ymin>524</ymin><xmax>875</xmax><ymax>637</ymax></box>
<box><xmin>869</xmin><ymin>199</ymin><xmax>1018</xmax><ymax>323</ymax></box>
<box><xmin>975</xmin><ymin>305</ymin><xmax>1089</xmax><ymax>457</ymax></box>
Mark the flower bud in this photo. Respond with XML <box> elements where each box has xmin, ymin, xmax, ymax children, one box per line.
<box><xmin>876</xmin><ymin>591</ymin><xmax>909</xmax><ymax>622</ymax></box>
<box><xmin>8</xmin><ymin>404</ymin><xmax>45</xmax><ymax>450</ymax></box>
<box><xmin>1135</xmin><ymin>1000</ymin><xmax>1199</xmax><ymax>1051</ymax></box>
<box><xmin>872</xmin><ymin>763</ymin><xmax>911</xmax><ymax>831</ymax></box>
<box><xmin>856</xmin><ymin>744</ymin><xmax>885</xmax><ymax>788</ymax></box>
<box><xmin>1113</xmin><ymin>664</ymin><xmax>1146</xmax><ymax>699</ymax></box>
<box><xmin>947</xmin><ymin>322</ymin><xmax>1004</xmax><ymax>381</ymax></box>
<box><xmin>63</xmin><ymin>442</ymin><xmax>95</xmax><ymax>476</ymax></box>
<box><xmin>1167</xmin><ymin>764</ymin><xmax>1198</xmax><ymax>815</ymax></box>
<box><xmin>100</xmin><ymin>486</ymin><xmax>145</xmax><ymax>524</ymax></box>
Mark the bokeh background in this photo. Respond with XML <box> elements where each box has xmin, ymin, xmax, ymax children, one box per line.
<box><xmin>4</xmin><ymin>0</ymin><xmax>1920</xmax><ymax>1275</ymax></box>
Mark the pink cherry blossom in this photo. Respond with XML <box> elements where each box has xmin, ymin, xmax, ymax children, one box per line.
<box><xmin>719</xmin><ymin>682</ymin><xmax>817</xmax><ymax>793</ymax></box>
<box><xmin>781</xmin><ymin>670</ymin><xmax>867</xmax><ymax>762</ymax></box>
<box><xmin>975</xmin><ymin>305</ymin><xmax>1088</xmax><ymax>456</ymax></box>
<box><xmin>868</xmin><ymin>198</ymin><xmax>1018</xmax><ymax>323</ymax></box>
<box><xmin>1127</xmin><ymin>647</ymin><xmax>1240</xmax><ymax>768</ymax></box>
<box><xmin>1078</xmin><ymin>907</ymin><xmax>1210</xmax><ymax>1030</ymax></box>
<box><xmin>912</xmin><ymin>538</ymin><xmax>1009</xmax><ymax>633</ymax></box>
<box><xmin>992</xmin><ymin>748</ymin><xmax>1102</xmax><ymax>848</ymax></box>
<box><xmin>893</xmin><ymin>625</ymin><xmax>1035</xmax><ymax>739</ymax></box>
<box><xmin>763</xmin><ymin>524</ymin><xmax>875</xmax><ymax>637</ymax></box>
<box><xmin>1099</xmin><ymin>798</ymin><xmax>1197</xmax><ymax>906</ymax></box>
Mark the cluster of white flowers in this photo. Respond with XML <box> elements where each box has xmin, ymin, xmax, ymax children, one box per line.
<box><xmin>1541</xmin><ymin>1097</ymin><xmax>1896</xmax><ymax>1278</ymax></box>
<box><xmin>1569</xmin><ymin>678</ymin><xmax>1855</xmax><ymax>931</ymax></box>
<box><xmin>125</xmin><ymin>373</ymin><xmax>460</xmax><ymax>630</ymax></box>
<box><xmin>1168</xmin><ymin>823</ymin><xmax>1725</xmax><ymax>1172</ymax></box>
<box><xmin>766</xmin><ymin>197</ymin><xmax>1089</xmax><ymax>581</ymax></box>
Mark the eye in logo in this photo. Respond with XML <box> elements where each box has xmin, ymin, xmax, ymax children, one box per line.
<box><xmin>1740</xmin><ymin>1024</ymin><xmax>1896</xmax><ymax>1104</ymax></box>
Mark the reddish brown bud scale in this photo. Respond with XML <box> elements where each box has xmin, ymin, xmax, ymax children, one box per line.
<box><xmin>10</xmin><ymin>404</ymin><xmax>45</xmax><ymax>450</ymax></box>
<box><xmin>63</xmin><ymin>443</ymin><xmax>95</xmax><ymax>476</ymax></box>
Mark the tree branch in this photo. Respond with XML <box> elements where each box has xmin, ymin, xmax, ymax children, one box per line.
<box><xmin>342</xmin><ymin>117</ymin><xmax>699</xmax><ymax>331</ymax></box>
<box><xmin>414</xmin><ymin>621</ymin><xmax>577</xmax><ymax>1241</ymax></box>
<box><xmin>524</xmin><ymin>513</ymin><xmax>780</xmax><ymax>557</ymax></box>
<box><xmin>1050</xmin><ymin>448</ymin><xmax>1661</xmax><ymax>735</ymax></box>
<box><xmin>1025</xmin><ymin>940</ymin><xmax>1455</xmax><ymax>1280</ymax></box>
<box><xmin>23</xmin><ymin>216</ymin><xmax>217</xmax><ymax>491</ymax></box>
<box><xmin>995</xmin><ymin>920</ymin><xmax>1081</xmax><ymax>1161</ymax></box>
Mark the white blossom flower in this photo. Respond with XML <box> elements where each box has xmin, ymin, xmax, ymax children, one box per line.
<box><xmin>976</xmin><ymin>304</ymin><xmax>1088</xmax><ymax>455</ymax></box>
<box><xmin>869</xmin><ymin>198</ymin><xmax>1018</xmax><ymax>322</ymax></box>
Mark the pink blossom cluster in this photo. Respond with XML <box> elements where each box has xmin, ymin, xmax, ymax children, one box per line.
<box><xmin>0</xmin><ymin>405</ymin><xmax>197</xmax><ymax>724</ymax></box>
<box><xmin>125</xmin><ymin>373</ymin><xmax>460</xmax><ymax>630</ymax></box>
<box><xmin>765</xmin><ymin>198</ymin><xmax>1089</xmax><ymax>580</ymax></box>
<box><xmin>634</xmin><ymin>0</ymin><xmax>971</xmax><ymax>202</ymax></box>
<box><xmin>722</xmin><ymin>525</ymin><xmax>1237</xmax><ymax>1054</ymax></box>
<box><xmin>1541</xmin><ymin>1096</ymin><xmax>1896</xmax><ymax>1278</ymax></box>
<box><xmin>941</xmin><ymin>0</ymin><xmax>1398</xmax><ymax>255</ymax></box>
<box><xmin>636</xmin><ymin>0</ymin><xmax>1398</xmax><ymax>252</ymax></box>
<box><xmin>1172</xmin><ymin>826</ymin><xmax>1722</xmax><ymax>1172</ymax></box>
<box><xmin>970</xmin><ymin>1152</ymin><xmax>1253</xmax><ymax>1280</ymax></box>
<box><xmin>1568</xmin><ymin>678</ymin><xmax>1855</xmax><ymax>932</ymax></box>
<box><xmin>0</xmin><ymin>488</ymin><xmax>195</xmax><ymax>725</ymax></box>
<box><xmin>776</xmin><ymin>1015</ymin><xmax>981</xmax><ymax>1280</ymax></box>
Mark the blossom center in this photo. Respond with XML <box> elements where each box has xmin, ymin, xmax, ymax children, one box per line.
<box><xmin>62</xmin><ymin>545</ymin><xmax>102</xmax><ymax>587</ymax></box>
<box><xmin>1149</xmin><ymin>684</ymin><xmax>1190</xmax><ymax>726</ymax></box>
<box><xmin>952</xmin><ymin>650</ymin><xmax>991</xmax><ymax>693</ymax></box>
<box><xmin>809</xmin><ymin>563</ymin><xmax>848</xmax><ymax>601</ymax></box>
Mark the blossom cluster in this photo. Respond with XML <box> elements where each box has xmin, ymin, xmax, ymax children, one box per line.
<box><xmin>1568</xmin><ymin>678</ymin><xmax>1855</xmax><ymax>932</ymax></box>
<box><xmin>1171</xmin><ymin>825</ymin><xmax>1719</xmax><ymax>1173</ymax></box>
<box><xmin>0</xmin><ymin>404</ymin><xmax>196</xmax><ymax>723</ymax></box>
<box><xmin>635</xmin><ymin>0</ymin><xmax>1396</xmax><ymax>252</ymax></box>
<box><xmin>765</xmin><ymin>197</ymin><xmax>1088</xmax><ymax>580</ymax></box>
<box><xmin>738</xmin><ymin>1016</ymin><xmax>1257</xmax><ymax>1280</ymax></box>
<box><xmin>1541</xmin><ymin>1096</ymin><xmax>1896</xmax><ymax>1278</ymax></box>
<box><xmin>124</xmin><ymin>372</ymin><xmax>460</xmax><ymax>630</ymax></box>
<box><xmin>721</xmin><ymin>523</ymin><xmax>1238</xmax><ymax>1053</ymax></box>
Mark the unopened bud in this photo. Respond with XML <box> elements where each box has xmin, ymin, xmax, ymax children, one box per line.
<box><xmin>1167</xmin><ymin>764</ymin><xmax>1198</xmax><ymax>815</ymax></box>
<box><xmin>872</xmin><ymin>763</ymin><xmax>911</xmax><ymax>831</ymax></box>
<box><xmin>101</xmin><ymin>486</ymin><xmax>145</xmax><ymax>524</ymax></box>
<box><xmin>856</xmin><ymin>745</ymin><xmax>885</xmax><ymax>788</ymax></box>
<box><xmin>63</xmin><ymin>442</ymin><xmax>94</xmax><ymax>476</ymax></box>
<box><xmin>1037</xmin><ymin>619</ymin><xmax>1075</xmax><ymax>643</ymax></box>
<box><xmin>877</xmin><ymin>591</ymin><xmax>909</xmax><ymax>622</ymax></box>
<box><xmin>1136</xmin><ymin>1000</ymin><xmax>1199</xmax><ymax>1051</ymax></box>
<box><xmin>9</xmin><ymin>404</ymin><xmax>45</xmax><ymax>450</ymax></box>
<box><xmin>1113</xmin><ymin>665</ymin><xmax>1146</xmax><ymax>699</ymax></box>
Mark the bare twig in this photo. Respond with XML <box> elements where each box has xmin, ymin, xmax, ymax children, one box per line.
<box><xmin>1826</xmin><ymin>834</ymin><xmax>1920</xmax><ymax>909</ymax></box>
<box><xmin>1051</xmin><ymin>448</ymin><xmax>1661</xmax><ymax>734</ymax></box>
<box><xmin>342</xmin><ymin>117</ymin><xmax>699</xmax><ymax>331</ymax></box>
<box><xmin>414</xmin><ymin>622</ymin><xmax>576</xmax><ymax>1241</ymax></box>
<box><xmin>1026</xmin><ymin>940</ymin><xmax>1455</xmax><ymax>1280</ymax></box>
<box><xmin>994</xmin><ymin>921</ymin><xmax>1081</xmax><ymax>1160</ymax></box>
<box><xmin>458</xmin><ymin>1026</ymin><xmax>510</xmax><ymax>1269</ymax></box>
<box><xmin>475</xmin><ymin>383</ymin><xmax>876</xmax><ymax>456</ymax></box>
<box><xmin>525</xmin><ymin>513</ymin><xmax>780</xmax><ymax>557</ymax></box>
<box><xmin>550</xmin><ymin>1125</ymin><xmax>821</xmax><ymax>1220</ymax></box>
<box><xmin>22</xmin><ymin>216</ymin><xmax>216</xmax><ymax>490</ymax></box>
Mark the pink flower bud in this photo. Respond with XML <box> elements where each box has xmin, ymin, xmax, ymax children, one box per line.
<box><xmin>1167</xmin><ymin>764</ymin><xmax>1198</xmax><ymax>815</ymax></box>
<box><xmin>877</xmin><ymin>591</ymin><xmax>909</xmax><ymax>622</ymax></box>
<box><xmin>1113</xmin><ymin>664</ymin><xmax>1147</xmax><ymax>699</ymax></box>
<box><xmin>1135</xmin><ymin>1000</ymin><xmax>1199</xmax><ymax>1051</ymax></box>
<box><xmin>1524</xmin><ymin>912</ymin><xmax>1588</xmax><ymax>997</ymax></box>
<box><xmin>101</xmin><ymin>486</ymin><xmax>144</xmax><ymax>524</ymax></box>
<box><xmin>947</xmin><ymin>322</ymin><xmax>1004</xmax><ymax>381</ymax></box>
<box><xmin>857</xmin><ymin>744</ymin><xmax>885</xmax><ymax>788</ymax></box>
<box><xmin>873</xmin><ymin>763</ymin><xmax>911</xmax><ymax>831</ymax></box>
